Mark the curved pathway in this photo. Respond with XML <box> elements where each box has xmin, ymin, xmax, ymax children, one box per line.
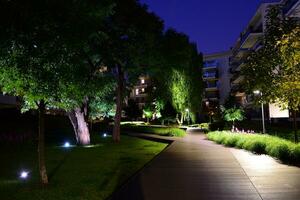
<box><xmin>111</xmin><ymin>132</ymin><xmax>300</xmax><ymax>200</ymax></box>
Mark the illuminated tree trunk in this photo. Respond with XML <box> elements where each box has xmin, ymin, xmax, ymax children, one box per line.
<box><xmin>38</xmin><ymin>100</ymin><xmax>48</xmax><ymax>185</ymax></box>
<box><xmin>293</xmin><ymin>110</ymin><xmax>298</xmax><ymax>143</ymax></box>
<box><xmin>68</xmin><ymin>103</ymin><xmax>90</xmax><ymax>145</ymax></box>
<box><xmin>180</xmin><ymin>112</ymin><xmax>184</xmax><ymax>125</ymax></box>
<box><xmin>113</xmin><ymin>65</ymin><xmax>124</xmax><ymax>143</ymax></box>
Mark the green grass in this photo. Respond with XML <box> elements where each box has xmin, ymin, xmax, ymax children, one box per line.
<box><xmin>121</xmin><ymin>124</ymin><xmax>186</xmax><ymax>137</ymax></box>
<box><xmin>0</xmin><ymin>135</ymin><xmax>167</xmax><ymax>200</ymax></box>
<box><xmin>207</xmin><ymin>131</ymin><xmax>300</xmax><ymax>164</ymax></box>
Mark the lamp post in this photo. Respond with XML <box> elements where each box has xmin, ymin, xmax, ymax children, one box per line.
<box><xmin>253</xmin><ymin>90</ymin><xmax>266</xmax><ymax>134</ymax></box>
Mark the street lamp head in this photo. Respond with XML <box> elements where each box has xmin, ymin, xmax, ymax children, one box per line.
<box><xmin>185</xmin><ymin>108</ymin><xmax>189</xmax><ymax>112</ymax></box>
<box><xmin>253</xmin><ymin>90</ymin><xmax>261</xmax><ymax>95</ymax></box>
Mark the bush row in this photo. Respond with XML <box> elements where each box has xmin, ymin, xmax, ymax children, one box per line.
<box><xmin>207</xmin><ymin>131</ymin><xmax>300</xmax><ymax>164</ymax></box>
<box><xmin>121</xmin><ymin>125</ymin><xmax>186</xmax><ymax>137</ymax></box>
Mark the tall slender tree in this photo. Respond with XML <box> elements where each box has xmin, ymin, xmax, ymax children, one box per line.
<box><xmin>100</xmin><ymin>0</ymin><xmax>164</xmax><ymax>142</ymax></box>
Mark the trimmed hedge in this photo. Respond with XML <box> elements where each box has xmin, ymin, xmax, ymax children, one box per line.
<box><xmin>122</xmin><ymin>125</ymin><xmax>186</xmax><ymax>137</ymax></box>
<box><xmin>207</xmin><ymin>131</ymin><xmax>300</xmax><ymax>164</ymax></box>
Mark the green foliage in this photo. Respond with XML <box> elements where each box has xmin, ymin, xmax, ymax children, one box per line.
<box><xmin>199</xmin><ymin>123</ymin><xmax>210</xmax><ymax>130</ymax></box>
<box><xmin>122</xmin><ymin>124</ymin><xmax>186</xmax><ymax>137</ymax></box>
<box><xmin>242</xmin><ymin>5</ymin><xmax>299</xmax><ymax>112</ymax></box>
<box><xmin>169</xmin><ymin>69</ymin><xmax>190</xmax><ymax>114</ymax></box>
<box><xmin>207</xmin><ymin>131</ymin><xmax>300</xmax><ymax>164</ymax></box>
<box><xmin>221</xmin><ymin>106</ymin><xmax>245</xmax><ymax>125</ymax></box>
<box><xmin>143</xmin><ymin>106</ymin><xmax>153</xmax><ymax>120</ymax></box>
<box><xmin>0</xmin><ymin>0</ymin><xmax>115</xmax><ymax>113</ymax></box>
<box><xmin>151</xmin><ymin>30</ymin><xmax>203</xmax><ymax>123</ymax></box>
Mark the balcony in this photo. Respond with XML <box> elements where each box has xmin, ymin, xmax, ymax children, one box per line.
<box><xmin>205</xmin><ymin>91</ymin><xmax>219</xmax><ymax>100</ymax></box>
<box><xmin>203</xmin><ymin>72</ymin><xmax>218</xmax><ymax>80</ymax></box>
<box><xmin>240</xmin><ymin>32</ymin><xmax>263</xmax><ymax>49</ymax></box>
<box><xmin>203</xmin><ymin>60</ymin><xmax>218</xmax><ymax>69</ymax></box>
<box><xmin>205</xmin><ymin>82</ymin><xmax>219</xmax><ymax>91</ymax></box>
<box><xmin>283</xmin><ymin>0</ymin><xmax>300</xmax><ymax>16</ymax></box>
<box><xmin>232</xmin><ymin>75</ymin><xmax>245</xmax><ymax>84</ymax></box>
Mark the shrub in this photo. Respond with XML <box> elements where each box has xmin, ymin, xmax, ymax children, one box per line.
<box><xmin>198</xmin><ymin>123</ymin><xmax>210</xmax><ymax>133</ymax></box>
<box><xmin>207</xmin><ymin>131</ymin><xmax>300</xmax><ymax>164</ymax></box>
<box><xmin>121</xmin><ymin>124</ymin><xmax>186</xmax><ymax>137</ymax></box>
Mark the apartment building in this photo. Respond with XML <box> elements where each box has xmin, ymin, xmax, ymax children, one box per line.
<box><xmin>230</xmin><ymin>0</ymin><xmax>300</xmax><ymax>107</ymax></box>
<box><xmin>129</xmin><ymin>75</ymin><xmax>151</xmax><ymax>109</ymax></box>
<box><xmin>228</xmin><ymin>0</ymin><xmax>300</xmax><ymax>120</ymax></box>
<box><xmin>203</xmin><ymin>51</ymin><xmax>232</xmax><ymax>106</ymax></box>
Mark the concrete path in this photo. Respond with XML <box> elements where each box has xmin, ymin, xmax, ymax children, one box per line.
<box><xmin>111</xmin><ymin>132</ymin><xmax>300</xmax><ymax>200</ymax></box>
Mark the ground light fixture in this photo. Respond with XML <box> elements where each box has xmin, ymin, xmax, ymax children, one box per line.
<box><xmin>64</xmin><ymin>142</ymin><xmax>71</xmax><ymax>148</ymax></box>
<box><xmin>19</xmin><ymin>171</ymin><xmax>29</xmax><ymax>179</ymax></box>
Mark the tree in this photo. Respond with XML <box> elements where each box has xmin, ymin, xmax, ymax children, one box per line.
<box><xmin>143</xmin><ymin>105</ymin><xmax>153</xmax><ymax>124</ymax></box>
<box><xmin>241</xmin><ymin>5</ymin><xmax>299</xmax><ymax>142</ymax></box>
<box><xmin>0</xmin><ymin>0</ymin><xmax>114</xmax><ymax>184</ymax></box>
<box><xmin>221</xmin><ymin>106</ymin><xmax>245</xmax><ymax>129</ymax></box>
<box><xmin>276</xmin><ymin>26</ymin><xmax>300</xmax><ymax>142</ymax></box>
<box><xmin>153</xmin><ymin>30</ymin><xmax>203</xmax><ymax>125</ymax></box>
<box><xmin>101</xmin><ymin>0</ymin><xmax>164</xmax><ymax>142</ymax></box>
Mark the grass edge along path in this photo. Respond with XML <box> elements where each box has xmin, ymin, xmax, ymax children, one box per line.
<box><xmin>121</xmin><ymin>124</ymin><xmax>186</xmax><ymax>137</ymax></box>
<box><xmin>207</xmin><ymin>131</ymin><xmax>300</xmax><ymax>164</ymax></box>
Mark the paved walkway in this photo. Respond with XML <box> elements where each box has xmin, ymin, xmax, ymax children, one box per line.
<box><xmin>111</xmin><ymin>132</ymin><xmax>300</xmax><ymax>200</ymax></box>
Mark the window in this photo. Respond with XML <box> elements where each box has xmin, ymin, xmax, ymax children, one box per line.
<box><xmin>141</xmin><ymin>88</ymin><xmax>145</xmax><ymax>93</ymax></box>
<box><xmin>135</xmin><ymin>89</ymin><xmax>139</xmax><ymax>95</ymax></box>
<box><xmin>141</xmin><ymin>79</ymin><xmax>145</xmax><ymax>84</ymax></box>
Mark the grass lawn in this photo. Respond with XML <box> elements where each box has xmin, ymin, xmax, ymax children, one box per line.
<box><xmin>0</xmin><ymin>135</ymin><xmax>167</xmax><ymax>200</ymax></box>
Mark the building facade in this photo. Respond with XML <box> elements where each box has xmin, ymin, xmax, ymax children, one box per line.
<box><xmin>129</xmin><ymin>75</ymin><xmax>151</xmax><ymax>109</ymax></box>
<box><xmin>229</xmin><ymin>0</ymin><xmax>300</xmax><ymax>119</ymax></box>
<box><xmin>203</xmin><ymin>51</ymin><xmax>232</xmax><ymax>106</ymax></box>
<box><xmin>230</xmin><ymin>0</ymin><xmax>299</xmax><ymax>105</ymax></box>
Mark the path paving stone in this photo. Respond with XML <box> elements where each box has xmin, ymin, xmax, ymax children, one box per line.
<box><xmin>111</xmin><ymin>132</ymin><xmax>300</xmax><ymax>200</ymax></box>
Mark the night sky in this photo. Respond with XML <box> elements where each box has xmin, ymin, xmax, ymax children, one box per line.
<box><xmin>140</xmin><ymin>0</ymin><xmax>263</xmax><ymax>54</ymax></box>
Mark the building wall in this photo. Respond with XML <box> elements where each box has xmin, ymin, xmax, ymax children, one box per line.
<box><xmin>203</xmin><ymin>51</ymin><xmax>232</xmax><ymax>105</ymax></box>
<box><xmin>129</xmin><ymin>76</ymin><xmax>151</xmax><ymax>109</ymax></box>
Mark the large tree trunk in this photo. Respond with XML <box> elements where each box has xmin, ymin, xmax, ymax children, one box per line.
<box><xmin>113</xmin><ymin>65</ymin><xmax>124</xmax><ymax>143</ymax></box>
<box><xmin>293</xmin><ymin>110</ymin><xmax>298</xmax><ymax>143</ymax></box>
<box><xmin>68</xmin><ymin>106</ymin><xmax>90</xmax><ymax>145</ymax></box>
<box><xmin>38</xmin><ymin>100</ymin><xmax>48</xmax><ymax>185</ymax></box>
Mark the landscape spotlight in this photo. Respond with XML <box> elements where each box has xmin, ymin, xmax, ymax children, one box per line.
<box><xmin>20</xmin><ymin>171</ymin><xmax>29</xmax><ymax>179</ymax></box>
<box><xmin>103</xmin><ymin>133</ymin><xmax>107</xmax><ymax>137</ymax></box>
<box><xmin>185</xmin><ymin>108</ymin><xmax>189</xmax><ymax>112</ymax></box>
<box><xmin>64</xmin><ymin>142</ymin><xmax>70</xmax><ymax>148</ymax></box>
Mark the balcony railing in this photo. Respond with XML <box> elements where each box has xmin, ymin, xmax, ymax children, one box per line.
<box><xmin>203</xmin><ymin>72</ymin><xmax>218</xmax><ymax>79</ymax></box>
<box><xmin>203</xmin><ymin>60</ymin><xmax>218</xmax><ymax>68</ymax></box>
<box><xmin>283</xmin><ymin>0</ymin><xmax>299</xmax><ymax>15</ymax></box>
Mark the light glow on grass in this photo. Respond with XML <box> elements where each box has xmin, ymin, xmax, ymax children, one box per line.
<box><xmin>64</xmin><ymin>142</ymin><xmax>71</xmax><ymax>148</ymax></box>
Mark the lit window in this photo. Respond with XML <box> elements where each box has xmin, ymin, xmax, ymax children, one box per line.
<box><xmin>141</xmin><ymin>79</ymin><xmax>145</xmax><ymax>84</ymax></box>
<box><xmin>142</xmin><ymin>88</ymin><xmax>145</xmax><ymax>93</ymax></box>
<box><xmin>135</xmin><ymin>89</ymin><xmax>139</xmax><ymax>95</ymax></box>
